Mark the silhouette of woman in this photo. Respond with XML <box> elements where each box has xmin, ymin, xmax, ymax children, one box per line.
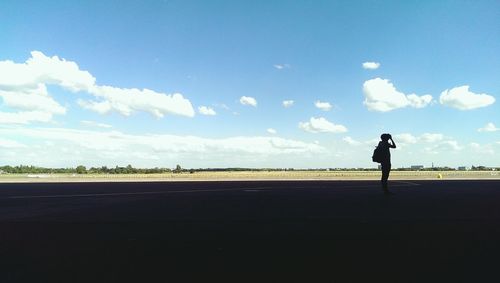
<box><xmin>378</xmin><ymin>133</ymin><xmax>396</xmax><ymax>194</ymax></box>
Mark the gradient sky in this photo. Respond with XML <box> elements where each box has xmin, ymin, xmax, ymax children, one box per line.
<box><xmin>0</xmin><ymin>0</ymin><xmax>499</xmax><ymax>168</ymax></box>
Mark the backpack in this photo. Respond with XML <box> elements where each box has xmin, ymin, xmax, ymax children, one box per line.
<box><xmin>372</xmin><ymin>145</ymin><xmax>383</xmax><ymax>163</ymax></box>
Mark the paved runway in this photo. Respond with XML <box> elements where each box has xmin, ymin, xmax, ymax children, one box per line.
<box><xmin>1</xmin><ymin>180</ymin><xmax>499</xmax><ymax>282</ymax></box>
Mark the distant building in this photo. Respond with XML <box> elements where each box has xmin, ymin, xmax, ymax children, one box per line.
<box><xmin>411</xmin><ymin>165</ymin><xmax>424</xmax><ymax>170</ymax></box>
<box><xmin>458</xmin><ymin>166</ymin><xmax>467</xmax><ymax>171</ymax></box>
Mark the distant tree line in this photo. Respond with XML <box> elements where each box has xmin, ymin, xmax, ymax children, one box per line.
<box><xmin>0</xmin><ymin>165</ymin><xmax>172</xmax><ymax>174</ymax></box>
<box><xmin>0</xmin><ymin>164</ymin><xmax>497</xmax><ymax>174</ymax></box>
<box><xmin>394</xmin><ymin>166</ymin><xmax>498</xmax><ymax>171</ymax></box>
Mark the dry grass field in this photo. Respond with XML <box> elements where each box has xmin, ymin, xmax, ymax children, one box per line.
<box><xmin>0</xmin><ymin>170</ymin><xmax>498</xmax><ymax>182</ymax></box>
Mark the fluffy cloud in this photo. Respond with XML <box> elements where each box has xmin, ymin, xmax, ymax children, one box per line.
<box><xmin>364</xmin><ymin>138</ymin><xmax>380</xmax><ymax>147</ymax></box>
<box><xmin>82</xmin><ymin>86</ymin><xmax>195</xmax><ymax>118</ymax></box>
<box><xmin>80</xmin><ymin>120</ymin><xmax>112</xmax><ymax>129</ymax></box>
<box><xmin>267</xmin><ymin>128</ymin><xmax>277</xmax><ymax>134</ymax></box>
<box><xmin>77</xmin><ymin>99</ymin><xmax>112</xmax><ymax>115</ymax></box>
<box><xmin>0</xmin><ymin>111</ymin><xmax>53</xmax><ymax>124</ymax></box>
<box><xmin>362</xmin><ymin>62</ymin><xmax>380</xmax><ymax>70</ymax></box>
<box><xmin>363</xmin><ymin>78</ymin><xmax>433</xmax><ymax>112</ymax></box>
<box><xmin>314</xmin><ymin>100</ymin><xmax>332</xmax><ymax>111</ymax></box>
<box><xmin>440</xmin><ymin>140</ymin><xmax>462</xmax><ymax>151</ymax></box>
<box><xmin>469</xmin><ymin>142</ymin><xmax>495</xmax><ymax>155</ymax></box>
<box><xmin>0</xmin><ymin>51</ymin><xmax>95</xmax><ymax>92</ymax></box>
<box><xmin>424</xmin><ymin>140</ymin><xmax>462</xmax><ymax>154</ymax></box>
<box><xmin>282</xmin><ymin>100</ymin><xmax>294</xmax><ymax>108</ymax></box>
<box><xmin>299</xmin><ymin>117</ymin><xmax>347</xmax><ymax>133</ymax></box>
<box><xmin>342</xmin><ymin>136</ymin><xmax>362</xmax><ymax>146</ymax></box>
<box><xmin>0</xmin><ymin>51</ymin><xmax>95</xmax><ymax>124</ymax></box>
<box><xmin>0</xmin><ymin>84</ymin><xmax>66</xmax><ymax>115</ymax></box>
<box><xmin>419</xmin><ymin>133</ymin><xmax>444</xmax><ymax>143</ymax></box>
<box><xmin>0</xmin><ymin>138</ymin><xmax>27</xmax><ymax>148</ymax></box>
<box><xmin>440</xmin><ymin>86</ymin><xmax>495</xmax><ymax>110</ymax></box>
<box><xmin>394</xmin><ymin>133</ymin><xmax>417</xmax><ymax>144</ymax></box>
<box><xmin>0</xmin><ymin>51</ymin><xmax>195</xmax><ymax>122</ymax></box>
<box><xmin>406</xmin><ymin>94</ymin><xmax>434</xmax><ymax>108</ymax></box>
<box><xmin>478</xmin><ymin>122</ymin><xmax>499</xmax><ymax>132</ymax></box>
<box><xmin>0</xmin><ymin>54</ymin><xmax>74</xmax><ymax>124</ymax></box>
<box><xmin>198</xmin><ymin>106</ymin><xmax>217</xmax><ymax>116</ymax></box>
<box><xmin>362</xmin><ymin>133</ymin><xmax>445</xmax><ymax>147</ymax></box>
<box><xmin>240</xmin><ymin>96</ymin><xmax>257</xmax><ymax>107</ymax></box>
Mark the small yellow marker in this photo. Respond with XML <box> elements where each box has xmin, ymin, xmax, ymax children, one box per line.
<box><xmin>437</xmin><ymin>173</ymin><xmax>443</xmax><ymax>179</ymax></box>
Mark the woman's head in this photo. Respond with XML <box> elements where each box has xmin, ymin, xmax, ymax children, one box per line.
<box><xmin>381</xmin><ymin>133</ymin><xmax>391</xmax><ymax>141</ymax></box>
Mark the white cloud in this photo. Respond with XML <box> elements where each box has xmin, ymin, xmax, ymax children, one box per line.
<box><xmin>0</xmin><ymin>58</ymin><xmax>69</xmax><ymax>124</ymax></box>
<box><xmin>363</xmin><ymin>78</ymin><xmax>433</xmax><ymax>112</ymax></box>
<box><xmin>299</xmin><ymin>117</ymin><xmax>347</xmax><ymax>133</ymax></box>
<box><xmin>0</xmin><ymin>127</ymin><xmax>325</xmax><ymax>167</ymax></box>
<box><xmin>283</xmin><ymin>100</ymin><xmax>295</xmax><ymax>108</ymax></box>
<box><xmin>0</xmin><ymin>51</ymin><xmax>95</xmax><ymax>92</ymax></box>
<box><xmin>478</xmin><ymin>122</ymin><xmax>499</xmax><ymax>132</ymax></box>
<box><xmin>406</xmin><ymin>94</ymin><xmax>434</xmax><ymax>109</ymax></box>
<box><xmin>267</xmin><ymin>128</ymin><xmax>277</xmax><ymax>134</ymax></box>
<box><xmin>443</xmin><ymin>140</ymin><xmax>462</xmax><ymax>151</ymax></box>
<box><xmin>419</xmin><ymin>133</ymin><xmax>444</xmax><ymax>143</ymax></box>
<box><xmin>198</xmin><ymin>106</ymin><xmax>217</xmax><ymax>116</ymax></box>
<box><xmin>282</xmin><ymin>100</ymin><xmax>294</xmax><ymax>108</ymax></box>
<box><xmin>0</xmin><ymin>111</ymin><xmax>53</xmax><ymax>124</ymax></box>
<box><xmin>362</xmin><ymin>62</ymin><xmax>380</xmax><ymax>70</ymax></box>
<box><xmin>80</xmin><ymin>120</ymin><xmax>112</xmax><ymax>129</ymax></box>
<box><xmin>0</xmin><ymin>84</ymin><xmax>66</xmax><ymax>115</ymax></box>
<box><xmin>469</xmin><ymin>142</ymin><xmax>495</xmax><ymax>155</ymax></box>
<box><xmin>425</xmin><ymin>140</ymin><xmax>462</xmax><ymax>153</ymax></box>
<box><xmin>0</xmin><ymin>126</ymin><xmax>496</xmax><ymax>168</ymax></box>
<box><xmin>240</xmin><ymin>96</ymin><xmax>257</xmax><ymax>107</ymax></box>
<box><xmin>0</xmin><ymin>51</ymin><xmax>90</xmax><ymax>123</ymax></box>
<box><xmin>274</xmin><ymin>64</ymin><xmax>290</xmax><ymax>70</ymax></box>
<box><xmin>470</xmin><ymin>142</ymin><xmax>480</xmax><ymax>148</ymax></box>
<box><xmin>0</xmin><ymin>51</ymin><xmax>195</xmax><ymax>121</ymax></box>
<box><xmin>440</xmin><ymin>86</ymin><xmax>495</xmax><ymax>110</ymax></box>
<box><xmin>364</xmin><ymin>138</ymin><xmax>380</xmax><ymax>146</ymax></box>
<box><xmin>83</xmin><ymin>86</ymin><xmax>195</xmax><ymax>118</ymax></box>
<box><xmin>1</xmin><ymin>127</ymin><xmax>325</xmax><ymax>155</ymax></box>
<box><xmin>314</xmin><ymin>100</ymin><xmax>332</xmax><ymax>111</ymax></box>
<box><xmin>77</xmin><ymin>99</ymin><xmax>112</xmax><ymax>115</ymax></box>
<box><xmin>394</xmin><ymin>133</ymin><xmax>417</xmax><ymax>144</ymax></box>
<box><xmin>349</xmin><ymin>133</ymin><xmax>448</xmax><ymax>149</ymax></box>
<box><xmin>0</xmin><ymin>138</ymin><xmax>27</xmax><ymax>148</ymax></box>
<box><xmin>343</xmin><ymin>136</ymin><xmax>362</xmax><ymax>146</ymax></box>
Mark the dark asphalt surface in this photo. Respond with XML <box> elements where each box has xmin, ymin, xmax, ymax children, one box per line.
<box><xmin>1</xmin><ymin>180</ymin><xmax>499</xmax><ymax>282</ymax></box>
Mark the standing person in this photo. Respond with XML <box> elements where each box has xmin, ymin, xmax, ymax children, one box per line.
<box><xmin>378</xmin><ymin>133</ymin><xmax>396</xmax><ymax>194</ymax></box>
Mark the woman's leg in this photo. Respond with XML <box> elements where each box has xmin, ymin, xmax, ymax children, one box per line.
<box><xmin>381</xmin><ymin>162</ymin><xmax>391</xmax><ymax>190</ymax></box>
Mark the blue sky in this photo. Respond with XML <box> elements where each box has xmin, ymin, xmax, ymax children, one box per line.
<box><xmin>0</xmin><ymin>0</ymin><xmax>498</xmax><ymax>168</ymax></box>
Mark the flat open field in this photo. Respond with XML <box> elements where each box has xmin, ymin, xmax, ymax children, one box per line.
<box><xmin>1</xmin><ymin>179</ymin><xmax>500</xmax><ymax>282</ymax></box>
<box><xmin>0</xmin><ymin>170</ymin><xmax>498</xmax><ymax>182</ymax></box>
